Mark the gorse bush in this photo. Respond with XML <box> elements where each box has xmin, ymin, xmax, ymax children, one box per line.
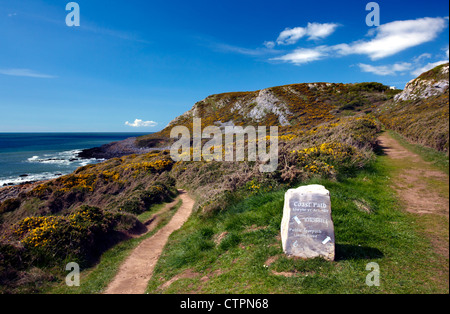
<box><xmin>12</xmin><ymin>206</ymin><xmax>116</xmax><ymax>266</ymax></box>
<box><xmin>292</xmin><ymin>142</ymin><xmax>365</xmax><ymax>175</ymax></box>
<box><xmin>120</xmin><ymin>182</ymin><xmax>177</xmax><ymax>214</ymax></box>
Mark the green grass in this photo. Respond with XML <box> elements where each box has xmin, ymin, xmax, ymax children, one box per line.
<box><xmin>136</xmin><ymin>202</ymin><xmax>168</xmax><ymax>223</ymax></box>
<box><xmin>45</xmin><ymin>199</ymin><xmax>182</xmax><ymax>294</ymax></box>
<box><xmin>388</xmin><ymin>130</ymin><xmax>449</xmax><ymax>175</ymax></box>
<box><xmin>146</xmin><ymin>156</ymin><xmax>447</xmax><ymax>294</ymax></box>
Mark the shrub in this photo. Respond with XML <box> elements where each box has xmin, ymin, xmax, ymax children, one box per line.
<box><xmin>120</xmin><ymin>182</ymin><xmax>175</xmax><ymax>214</ymax></box>
<box><xmin>12</xmin><ymin>206</ymin><xmax>116</xmax><ymax>265</ymax></box>
<box><xmin>293</xmin><ymin>142</ymin><xmax>366</xmax><ymax>173</ymax></box>
<box><xmin>0</xmin><ymin>198</ymin><xmax>21</xmax><ymax>214</ymax></box>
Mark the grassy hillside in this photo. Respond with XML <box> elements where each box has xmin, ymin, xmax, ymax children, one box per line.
<box><xmin>0</xmin><ymin>71</ymin><xmax>446</xmax><ymax>294</ymax></box>
<box><xmin>0</xmin><ymin>114</ymin><xmax>380</xmax><ymax>293</ymax></box>
<box><xmin>0</xmin><ymin>151</ymin><xmax>178</xmax><ymax>293</ymax></box>
<box><xmin>136</xmin><ymin>82</ymin><xmax>399</xmax><ymax>148</ymax></box>
<box><xmin>377</xmin><ymin>63</ymin><xmax>449</xmax><ymax>153</ymax></box>
<box><xmin>146</xmin><ymin>157</ymin><xmax>446</xmax><ymax>294</ymax></box>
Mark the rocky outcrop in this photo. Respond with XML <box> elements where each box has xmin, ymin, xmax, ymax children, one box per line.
<box><xmin>246</xmin><ymin>89</ymin><xmax>292</xmax><ymax>126</ymax></box>
<box><xmin>394</xmin><ymin>63</ymin><xmax>449</xmax><ymax>101</ymax></box>
<box><xmin>376</xmin><ymin>62</ymin><xmax>449</xmax><ymax>153</ymax></box>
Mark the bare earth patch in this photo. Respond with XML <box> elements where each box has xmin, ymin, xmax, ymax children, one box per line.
<box><xmin>378</xmin><ymin>133</ymin><xmax>449</xmax><ymax>275</ymax></box>
<box><xmin>103</xmin><ymin>190</ymin><xmax>195</xmax><ymax>294</ymax></box>
<box><xmin>378</xmin><ymin>133</ymin><xmax>449</xmax><ymax>217</ymax></box>
<box><xmin>214</xmin><ymin>231</ymin><xmax>228</xmax><ymax>246</ymax></box>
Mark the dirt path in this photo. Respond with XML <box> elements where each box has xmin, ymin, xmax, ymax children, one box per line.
<box><xmin>103</xmin><ymin>190</ymin><xmax>195</xmax><ymax>294</ymax></box>
<box><xmin>378</xmin><ymin>132</ymin><xmax>449</xmax><ymax>260</ymax></box>
<box><xmin>128</xmin><ymin>197</ymin><xmax>181</xmax><ymax>238</ymax></box>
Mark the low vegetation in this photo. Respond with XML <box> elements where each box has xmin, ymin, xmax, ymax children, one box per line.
<box><xmin>0</xmin><ymin>65</ymin><xmax>447</xmax><ymax>293</ymax></box>
<box><xmin>0</xmin><ymin>151</ymin><xmax>178</xmax><ymax>293</ymax></box>
<box><xmin>147</xmin><ymin>157</ymin><xmax>446</xmax><ymax>293</ymax></box>
<box><xmin>376</xmin><ymin>63</ymin><xmax>449</xmax><ymax>153</ymax></box>
<box><xmin>136</xmin><ymin>82</ymin><xmax>399</xmax><ymax>148</ymax></box>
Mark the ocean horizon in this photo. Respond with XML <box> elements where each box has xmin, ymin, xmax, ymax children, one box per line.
<box><xmin>0</xmin><ymin>132</ymin><xmax>151</xmax><ymax>186</ymax></box>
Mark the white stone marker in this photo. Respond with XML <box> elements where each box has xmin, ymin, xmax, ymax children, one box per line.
<box><xmin>281</xmin><ymin>184</ymin><xmax>335</xmax><ymax>261</ymax></box>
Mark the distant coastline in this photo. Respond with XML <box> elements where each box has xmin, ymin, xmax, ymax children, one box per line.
<box><xmin>0</xmin><ymin>132</ymin><xmax>152</xmax><ymax>188</ymax></box>
<box><xmin>77</xmin><ymin>136</ymin><xmax>158</xmax><ymax>159</ymax></box>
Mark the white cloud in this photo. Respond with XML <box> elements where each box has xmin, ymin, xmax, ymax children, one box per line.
<box><xmin>335</xmin><ymin>17</ymin><xmax>448</xmax><ymax>60</ymax></box>
<box><xmin>271</xmin><ymin>47</ymin><xmax>327</xmax><ymax>65</ymax></box>
<box><xmin>263</xmin><ymin>41</ymin><xmax>276</xmax><ymax>49</ymax></box>
<box><xmin>276</xmin><ymin>22</ymin><xmax>339</xmax><ymax>45</ymax></box>
<box><xmin>125</xmin><ymin>119</ymin><xmax>158</xmax><ymax>128</ymax></box>
<box><xmin>412</xmin><ymin>53</ymin><xmax>432</xmax><ymax>63</ymax></box>
<box><xmin>277</xmin><ymin>27</ymin><xmax>307</xmax><ymax>45</ymax></box>
<box><xmin>306</xmin><ymin>22</ymin><xmax>339</xmax><ymax>40</ymax></box>
<box><xmin>411</xmin><ymin>60</ymin><xmax>449</xmax><ymax>76</ymax></box>
<box><xmin>358</xmin><ymin>62</ymin><xmax>412</xmax><ymax>76</ymax></box>
<box><xmin>270</xmin><ymin>16</ymin><xmax>448</xmax><ymax>67</ymax></box>
<box><xmin>0</xmin><ymin>68</ymin><xmax>56</xmax><ymax>78</ymax></box>
<box><xmin>212</xmin><ymin>42</ymin><xmax>278</xmax><ymax>56</ymax></box>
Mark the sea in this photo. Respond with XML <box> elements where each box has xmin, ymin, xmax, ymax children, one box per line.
<box><xmin>0</xmin><ymin>133</ymin><xmax>150</xmax><ymax>187</ymax></box>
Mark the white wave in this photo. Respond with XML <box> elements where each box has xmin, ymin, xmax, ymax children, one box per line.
<box><xmin>27</xmin><ymin>156</ymin><xmax>40</xmax><ymax>162</ymax></box>
<box><xmin>26</xmin><ymin>149</ymin><xmax>101</xmax><ymax>167</ymax></box>
<box><xmin>1</xmin><ymin>149</ymin><xmax>107</xmax><ymax>187</ymax></box>
<box><xmin>0</xmin><ymin>172</ymin><xmax>67</xmax><ymax>187</ymax></box>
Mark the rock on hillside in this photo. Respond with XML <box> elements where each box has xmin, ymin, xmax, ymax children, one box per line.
<box><xmin>376</xmin><ymin>63</ymin><xmax>449</xmax><ymax>152</ymax></box>
<box><xmin>394</xmin><ymin>63</ymin><xmax>449</xmax><ymax>101</ymax></box>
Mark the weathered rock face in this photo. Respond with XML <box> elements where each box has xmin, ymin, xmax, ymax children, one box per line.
<box><xmin>394</xmin><ymin>63</ymin><xmax>449</xmax><ymax>101</ymax></box>
<box><xmin>246</xmin><ymin>89</ymin><xmax>292</xmax><ymax>126</ymax></box>
<box><xmin>281</xmin><ymin>184</ymin><xmax>335</xmax><ymax>261</ymax></box>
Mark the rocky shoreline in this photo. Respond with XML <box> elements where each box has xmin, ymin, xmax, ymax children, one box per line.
<box><xmin>1</xmin><ymin>137</ymin><xmax>154</xmax><ymax>192</ymax></box>
<box><xmin>77</xmin><ymin>137</ymin><xmax>156</xmax><ymax>159</ymax></box>
<box><xmin>0</xmin><ymin>180</ymin><xmax>50</xmax><ymax>203</ymax></box>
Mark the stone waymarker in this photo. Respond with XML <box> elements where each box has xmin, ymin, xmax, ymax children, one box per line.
<box><xmin>281</xmin><ymin>184</ymin><xmax>335</xmax><ymax>261</ymax></box>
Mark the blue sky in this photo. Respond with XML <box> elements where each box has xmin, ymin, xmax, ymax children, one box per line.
<box><xmin>0</xmin><ymin>0</ymin><xmax>448</xmax><ymax>132</ymax></box>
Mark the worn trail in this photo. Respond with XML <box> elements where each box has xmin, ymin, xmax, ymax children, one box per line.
<box><xmin>104</xmin><ymin>190</ymin><xmax>194</xmax><ymax>294</ymax></box>
<box><xmin>378</xmin><ymin>132</ymin><xmax>449</xmax><ymax>264</ymax></box>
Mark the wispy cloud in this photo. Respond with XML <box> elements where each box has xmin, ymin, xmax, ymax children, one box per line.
<box><xmin>412</xmin><ymin>53</ymin><xmax>432</xmax><ymax>63</ymax></box>
<box><xmin>334</xmin><ymin>17</ymin><xmax>448</xmax><ymax>60</ymax></box>
<box><xmin>269</xmin><ymin>16</ymin><xmax>448</xmax><ymax>68</ymax></box>
<box><xmin>271</xmin><ymin>46</ymin><xmax>328</xmax><ymax>65</ymax></box>
<box><xmin>212</xmin><ymin>43</ymin><xmax>275</xmax><ymax>56</ymax></box>
<box><xmin>80</xmin><ymin>23</ymin><xmax>150</xmax><ymax>44</ymax></box>
<box><xmin>204</xmin><ymin>22</ymin><xmax>338</xmax><ymax>59</ymax></box>
<box><xmin>411</xmin><ymin>60</ymin><xmax>449</xmax><ymax>76</ymax></box>
<box><xmin>358</xmin><ymin>45</ymin><xmax>449</xmax><ymax>77</ymax></box>
<box><xmin>0</xmin><ymin>68</ymin><xmax>57</xmax><ymax>78</ymax></box>
<box><xmin>276</xmin><ymin>22</ymin><xmax>339</xmax><ymax>45</ymax></box>
<box><xmin>125</xmin><ymin>119</ymin><xmax>158</xmax><ymax>128</ymax></box>
<box><xmin>358</xmin><ymin>62</ymin><xmax>412</xmax><ymax>76</ymax></box>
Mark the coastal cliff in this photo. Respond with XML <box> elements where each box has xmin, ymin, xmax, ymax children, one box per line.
<box><xmin>1</xmin><ymin>63</ymin><xmax>448</xmax><ymax>293</ymax></box>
